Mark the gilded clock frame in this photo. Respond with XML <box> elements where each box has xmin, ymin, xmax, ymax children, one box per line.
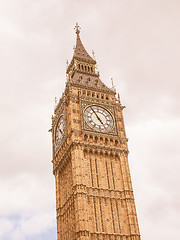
<box><xmin>81</xmin><ymin>100</ymin><xmax>118</xmax><ymax>136</ymax></box>
<box><xmin>53</xmin><ymin>106</ymin><xmax>67</xmax><ymax>154</ymax></box>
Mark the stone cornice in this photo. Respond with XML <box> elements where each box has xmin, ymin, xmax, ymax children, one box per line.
<box><xmin>57</xmin><ymin>184</ymin><xmax>135</xmax><ymax>216</ymax></box>
<box><xmin>72</xmin><ymin>68</ymin><xmax>99</xmax><ymax>77</ymax></box>
<box><xmin>68</xmin><ymin>81</ymin><xmax>115</xmax><ymax>95</ymax></box>
<box><xmin>53</xmin><ymin>140</ymin><xmax>129</xmax><ymax>175</ymax></box>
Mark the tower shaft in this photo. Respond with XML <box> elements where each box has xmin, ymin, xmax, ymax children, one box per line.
<box><xmin>51</xmin><ymin>25</ymin><xmax>141</xmax><ymax>240</ymax></box>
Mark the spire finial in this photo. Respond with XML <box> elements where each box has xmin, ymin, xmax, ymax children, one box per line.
<box><xmin>111</xmin><ymin>78</ymin><xmax>114</xmax><ymax>87</ymax></box>
<box><xmin>92</xmin><ymin>50</ymin><xmax>96</xmax><ymax>60</ymax></box>
<box><xmin>118</xmin><ymin>93</ymin><xmax>121</xmax><ymax>105</ymax></box>
<box><xmin>66</xmin><ymin>60</ymin><xmax>69</xmax><ymax>69</ymax></box>
<box><xmin>74</xmin><ymin>22</ymin><xmax>81</xmax><ymax>35</ymax></box>
<box><xmin>111</xmin><ymin>78</ymin><xmax>116</xmax><ymax>92</ymax></box>
<box><xmin>55</xmin><ymin>97</ymin><xmax>58</xmax><ymax>105</ymax></box>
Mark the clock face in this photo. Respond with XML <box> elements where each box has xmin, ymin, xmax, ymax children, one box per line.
<box><xmin>84</xmin><ymin>105</ymin><xmax>114</xmax><ymax>132</ymax></box>
<box><xmin>55</xmin><ymin>115</ymin><xmax>65</xmax><ymax>146</ymax></box>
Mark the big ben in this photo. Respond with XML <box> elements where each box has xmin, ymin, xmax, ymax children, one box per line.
<box><xmin>51</xmin><ymin>23</ymin><xmax>141</xmax><ymax>240</ymax></box>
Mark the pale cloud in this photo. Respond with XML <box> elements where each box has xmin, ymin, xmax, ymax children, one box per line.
<box><xmin>0</xmin><ymin>213</ymin><xmax>55</xmax><ymax>240</ymax></box>
<box><xmin>0</xmin><ymin>218</ymin><xmax>14</xmax><ymax>238</ymax></box>
<box><xmin>0</xmin><ymin>174</ymin><xmax>56</xmax><ymax>240</ymax></box>
<box><xmin>0</xmin><ymin>174</ymin><xmax>55</xmax><ymax>216</ymax></box>
<box><xmin>0</xmin><ymin>20</ymin><xmax>24</xmax><ymax>39</ymax></box>
<box><xmin>20</xmin><ymin>212</ymin><xmax>55</xmax><ymax>236</ymax></box>
<box><xmin>127</xmin><ymin>117</ymin><xmax>180</xmax><ymax>239</ymax></box>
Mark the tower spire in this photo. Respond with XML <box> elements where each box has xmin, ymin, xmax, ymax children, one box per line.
<box><xmin>51</xmin><ymin>26</ymin><xmax>141</xmax><ymax>240</ymax></box>
<box><xmin>66</xmin><ymin>24</ymin><xmax>115</xmax><ymax>93</ymax></box>
<box><xmin>74</xmin><ymin>22</ymin><xmax>81</xmax><ymax>35</ymax></box>
<box><xmin>66</xmin><ymin>23</ymin><xmax>96</xmax><ymax>75</ymax></box>
<box><xmin>72</xmin><ymin>23</ymin><xmax>95</xmax><ymax>62</ymax></box>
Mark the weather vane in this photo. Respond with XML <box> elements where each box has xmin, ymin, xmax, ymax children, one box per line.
<box><xmin>74</xmin><ymin>22</ymin><xmax>81</xmax><ymax>34</ymax></box>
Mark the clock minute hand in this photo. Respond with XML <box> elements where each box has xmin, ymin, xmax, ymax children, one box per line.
<box><xmin>58</xmin><ymin>127</ymin><xmax>63</xmax><ymax>135</ymax></box>
<box><xmin>90</xmin><ymin>107</ymin><xmax>104</xmax><ymax>125</ymax></box>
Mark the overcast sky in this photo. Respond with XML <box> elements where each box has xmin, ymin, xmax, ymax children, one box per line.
<box><xmin>0</xmin><ymin>0</ymin><xmax>180</xmax><ymax>239</ymax></box>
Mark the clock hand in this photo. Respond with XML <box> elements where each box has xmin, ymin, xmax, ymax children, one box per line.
<box><xmin>58</xmin><ymin>127</ymin><xmax>63</xmax><ymax>135</ymax></box>
<box><xmin>90</xmin><ymin>107</ymin><xmax>103</xmax><ymax>124</ymax></box>
<box><xmin>90</xmin><ymin>107</ymin><xmax>107</xmax><ymax>129</ymax></box>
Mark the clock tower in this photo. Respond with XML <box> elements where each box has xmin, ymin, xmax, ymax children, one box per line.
<box><xmin>51</xmin><ymin>24</ymin><xmax>141</xmax><ymax>240</ymax></box>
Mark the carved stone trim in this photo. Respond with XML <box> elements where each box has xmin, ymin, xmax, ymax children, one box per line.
<box><xmin>57</xmin><ymin>184</ymin><xmax>134</xmax><ymax>214</ymax></box>
<box><xmin>69</xmin><ymin>81</ymin><xmax>115</xmax><ymax>94</ymax></box>
<box><xmin>80</xmin><ymin>100</ymin><xmax>118</xmax><ymax>136</ymax></box>
<box><xmin>53</xmin><ymin>139</ymin><xmax>129</xmax><ymax>174</ymax></box>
